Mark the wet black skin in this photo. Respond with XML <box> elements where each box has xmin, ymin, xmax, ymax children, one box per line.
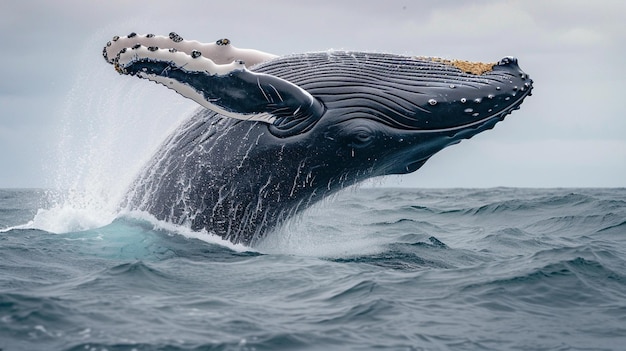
<box><xmin>122</xmin><ymin>52</ymin><xmax>533</xmax><ymax>245</ymax></box>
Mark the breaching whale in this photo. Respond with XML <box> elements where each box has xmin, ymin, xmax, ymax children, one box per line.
<box><xmin>103</xmin><ymin>32</ymin><xmax>533</xmax><ymax>245</ymax></box>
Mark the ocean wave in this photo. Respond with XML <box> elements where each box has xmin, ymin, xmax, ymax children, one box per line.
<box><xmin>3</xmin><ymin>188</ymin><xmax>626</xmax><ymax>350</ymax></box>
<box><xmin>459</xmin><ymin>247</ymin><xmax>626</xmax><ymax>313</ymax></box>
<box><xmin>597</xmin><ymin>219</ymin><xmax>626</xmax><ymax>234</ymax></box>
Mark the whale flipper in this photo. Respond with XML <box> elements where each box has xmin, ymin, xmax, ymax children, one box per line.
<box><xmin>108</xmin><ymin>38</ymin><xmax>324</xmax><ymax>134</ymax></box>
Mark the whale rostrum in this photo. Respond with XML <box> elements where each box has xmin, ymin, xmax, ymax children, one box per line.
<box><xmin>103</xmin><ymin>32</ymin><xmax>533</xmax><ymax>245</ymax></box>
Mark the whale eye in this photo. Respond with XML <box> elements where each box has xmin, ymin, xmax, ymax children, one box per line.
<box><xmin>356</xmin><ymin>131</ymin><xmax>372</xmax><ymax>143</ymax></box>
<box><xmin>348</xmin><ymin>128</ymin><xmax>375</xmax><ymax>148</ymax></box>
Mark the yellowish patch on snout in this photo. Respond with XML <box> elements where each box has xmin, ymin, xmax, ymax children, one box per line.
<box><xmin>418</xmin><ymin>57</ymin><xmax>496</xmax><ymax>75</ymax></box>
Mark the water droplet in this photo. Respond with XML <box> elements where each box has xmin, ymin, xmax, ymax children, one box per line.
<box><xmin>428</xmin><ymin>99</ymin><xmax>437</xmax><ymax>106</ymax></box>
<box><xmin>464</xmin><ymin>108</ymin><xmax>474</xmax><ymax>113</ymax></box>
<box><xmin>449</xmin><ymin>84</ymin><xmax>456</xmax><ymax>89</ymax></box>
<box><xmin>487</xmin><ymin>94</ymin><xmax>495</xmax><ymax>99</ymax></box>
<box><xmin>496</xmin><ymin>86</ymin><xmax>501</xmax><ymax>90</ymax></box>
<box><xmin>461</xmin><ymin>98</ymin><xmax>467</xmax><ymax>103</ymax></box>
<box><xmin>474</xmin><ymin>98</ymin><xmax>482</xmax><ymax>103</ymax></box>
<box><xmin>505</xmin><ymin>97</ymin><xmax>511</xmax><ymax>101</ymax></box>
<box><xmin>472</xmin><ymin>113</ymin><xmax>480</xmax><ymax>117</ymax></box>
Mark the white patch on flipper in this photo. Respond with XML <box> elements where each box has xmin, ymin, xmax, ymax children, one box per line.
<box><xmin>117</xmin><ymin>46</ymin><xmax>246</xmax><ymax>75</ymax></box>
<box><xmin>105</xmin><ymin>34</ymin><xmax>278</xmax><ymax>67</ymax></box>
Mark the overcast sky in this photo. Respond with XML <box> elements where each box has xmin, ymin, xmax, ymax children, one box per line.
<box><xmin>1</xmin><ymin>0</ymin><xmax>625</xmax><ymax>189</ymax></box>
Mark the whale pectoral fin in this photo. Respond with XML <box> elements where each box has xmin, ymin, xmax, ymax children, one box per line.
<box><xmin>107</xmin><ymin>39</ymin><xmax>324</xmax><ymax>135</ymax></box>
<box><xmin>114</xmin><ymin>45</ymin><xmax>324</xmax><ymax>127</ymax></box>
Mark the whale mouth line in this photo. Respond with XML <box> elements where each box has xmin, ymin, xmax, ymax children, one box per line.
<box><xmin>416</xmin><ymin>92</ymin><xmax>531</xmax><ymax>134</ymax></box>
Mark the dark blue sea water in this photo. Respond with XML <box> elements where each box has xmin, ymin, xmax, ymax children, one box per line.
<box><xmin>1</xmin><ymin>187</ymin><xmax>625</xmax><ymax>350</ymax></box>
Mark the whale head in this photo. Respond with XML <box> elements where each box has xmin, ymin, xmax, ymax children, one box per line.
<box><xmin>276</xmin><ymin>52</ymin><xmax>533</xmax><ymax>179</ymax></box>
<box><xmin>103</xmin><ymin>33</ymin><xmax>533</xmax><ymax>244</ymax></box>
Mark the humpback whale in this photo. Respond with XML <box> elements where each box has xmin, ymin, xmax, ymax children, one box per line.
<box><xmin>103</xmin><ymin>32</ymin><xmax>533</xmax><ymax>245</ymax></box>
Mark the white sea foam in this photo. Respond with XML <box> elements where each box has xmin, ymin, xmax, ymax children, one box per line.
<box><xmin>27</xmin><ymin>206</ymin><xmax>116</xmax><ymax>234</ymax></box>
<box><xmin>255</xmin><ymin>199</ymin><xmax>390</xmax><ymax>258</ymax></box>
<box><xmin>120</xmin><ymin>210</ymin><xmax>253</xmax><ymax>253</ymax></box>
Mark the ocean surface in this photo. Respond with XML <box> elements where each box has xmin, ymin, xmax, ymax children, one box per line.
<box><xmin>1</xmin><ymin>187</ymin><xmax>625</xmax><ymax>350</ymax></box>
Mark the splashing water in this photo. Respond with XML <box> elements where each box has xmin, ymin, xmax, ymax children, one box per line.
<box><xmin>28</xmin><ymin>31</ymin><xmax>197</xmax><ymax>234</ymax></box>
<box><xmin>17</xmin><ymin>31</ymin><xmax>386</xmax><ymax>256</ymax></box>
